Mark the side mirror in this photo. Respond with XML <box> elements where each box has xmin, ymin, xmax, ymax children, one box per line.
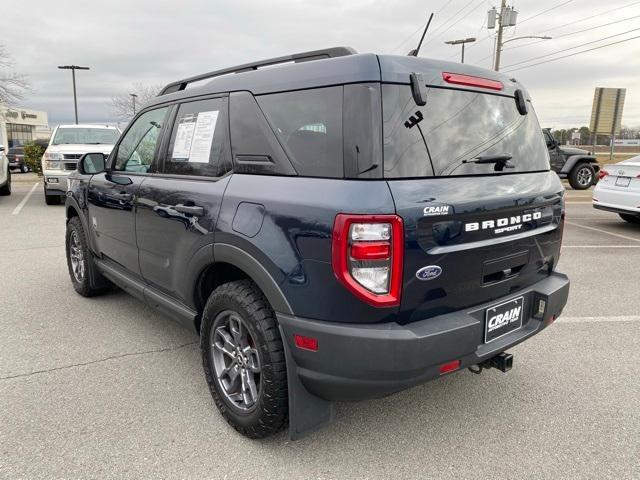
<box><xmin>78</xmin><ymin>152</ymin><xmax>106</xmax><ymax>174</ymax></box>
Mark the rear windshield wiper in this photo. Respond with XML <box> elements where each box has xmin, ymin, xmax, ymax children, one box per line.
<box><xmin>463</xmin><ymin>154</ymin><xmax>514</xmax><ymax>171</ymax></box>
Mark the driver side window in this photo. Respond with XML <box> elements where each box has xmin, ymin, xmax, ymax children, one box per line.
<box><xmin>114</xmin><ymin>107</ymin><xmax>168</xmax><ymax>172</ymax></box>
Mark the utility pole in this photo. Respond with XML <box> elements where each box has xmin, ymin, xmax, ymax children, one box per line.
<box><xmin>494</xmin><ymin>0</ymin><xmax>507</xmax><ymax>71</ymax></box>
<box><xmin>445</xmin><ymin>37</ymin><xmax>476</xmax><ymax>63</ymax></box>
<box><xmin>487</xmin><ymin>1</ymin><xmax>519</xmax><ymax>71</ymax></box>
<box><xmin>57</xmin><ymin>65</ymin><xmax>90</xmax><ymax>124</ymax></box>
<box><xmin>130</xmin><ymin>93</ymin><xmax>138</xmax><ymax>116</ymax></box>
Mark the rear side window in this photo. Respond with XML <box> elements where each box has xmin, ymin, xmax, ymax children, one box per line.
<box><xmin>382</xmin><ymin>85</ymin><xmax>549</xmax><ymax>178</ymax></box>
<box><xmin>164</xmin><ymin>97</ymin><xmax>230</xmax><ymax>177</ymax></box>
<box><xmin>256</xmin><ymin>87</ymin><xmax>343</xmax><ymax>178</ymax></box>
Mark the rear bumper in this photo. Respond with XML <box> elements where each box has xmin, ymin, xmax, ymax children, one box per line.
<box><xmin>278</xmin><ymin>272</ymin><xmax>569</xmax><ymax>402</ymax></box>
<box><xmin>594</xmin><ymin>203</ymin><xmax>640</xmax><ymax>215</ymax></box>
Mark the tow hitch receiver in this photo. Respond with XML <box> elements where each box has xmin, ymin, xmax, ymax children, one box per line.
<box><xmin>468</xmin><ymin>352</ymin><xmax>514</xmax><ymax>374</ymax></box>
<box><xmin>487</xmin><ymin>352</ymin><xmax>513</xmax><ymax>372</ymax></box>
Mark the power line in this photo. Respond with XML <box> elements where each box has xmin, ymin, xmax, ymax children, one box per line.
<box><xmin>506</xmin><ymin>14</ymin><xmax>640</xmax><ymax>52</ymax></box>
<box><xmin>471</xmin><ymin>14</ymin><xmax>640</xmax><ymax>64</ymax></box>
<box><xmin>469</xmin><ymin>4</ymin><xmax>640</xmax><ymax>64</ymax></box>
<box><xmin>502</xmin><ymin>35</ymin><xmax>640</xmax><ymax>73</ymax></box>
<box><xmin>502</xmin><ymin>27</ymin><xmax>640</xmax><ymax>69</ymax></box>
<box><xmin>389</xmin><ymin>0</ymin><xmax>456</xmax><ymax>53</ymax></box>
<box><xmin>422</xmin><ymin>0</ymin><xmax>482</xmax><ymax>46</ymax></box>
<box><xmin>425</xmin><ymin>0</ymin><xmax>487</xmax><ymax>47</ymax></box>
<box><xmin>517</xmin><ymin>0</ymin><xmax>574</xmax><ymax>25</ymax></box>
<box><xmin>537</xmin><ymin>0</ymin><xmax>640</xmax><ymax>34</ymax></box>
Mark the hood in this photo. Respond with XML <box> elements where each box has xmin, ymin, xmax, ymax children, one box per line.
<box><xmin>558</xmin><ymin>145</ymin><xmax>590</xmax><ymax>156</ymax></box>
<box><xmin>47</xmin><ymin>144</ymin><xmax>115</xmax><ymax>156</ymax></box>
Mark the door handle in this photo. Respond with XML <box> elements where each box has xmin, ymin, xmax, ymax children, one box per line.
<box><xmin>174</xmin><ymin>204</ymin><xmax>204</xmax><ymax>216</ymax></box>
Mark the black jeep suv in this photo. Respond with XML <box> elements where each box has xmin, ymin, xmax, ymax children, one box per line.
<box><xmin>66</xmin><ymin>47</ymin><xmax>569</xmax><ymax>439</ymax></box>
<box><xmin>543</xmin><ymin>128</ymin><xmax>599</xmax><ymax>189</ymax></box>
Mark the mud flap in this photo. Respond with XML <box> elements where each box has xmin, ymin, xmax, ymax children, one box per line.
<box><xmin>279</xmin><ymin>325</ymin><xmax>335</xmax><ymax>440</ymax></box>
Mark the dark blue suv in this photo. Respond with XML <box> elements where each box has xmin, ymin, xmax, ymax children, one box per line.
<box><xmin>65</xmin><ymin>47</ymin><xmax>569</xmax><ymax>439</ymax></box>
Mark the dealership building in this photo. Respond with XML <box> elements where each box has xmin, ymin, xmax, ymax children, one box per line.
<box><xmin>0</xmin><ymin>105</ymin><xmax>50</xmax><ymax>148</ymax></box>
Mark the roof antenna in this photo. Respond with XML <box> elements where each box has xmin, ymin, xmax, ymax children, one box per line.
<box><xmin>408</xmin><ymin>13</ymin><xmax>434</xmax><ymax>57</ymax></box>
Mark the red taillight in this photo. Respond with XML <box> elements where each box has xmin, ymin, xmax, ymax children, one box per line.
<box><xmin>439</xmin><ymin>360</ymin><xmax>461</xmax><ymax>375</ymax></box>
<box><xmin>442</xmin><ymin>72</ymin><xmax>503</xmax><ymax>91</ymax></box>
<box><xmin>599</xmin><ymin>169</ymin><xmax>609</xmax><ymax>180</ymax></box>
<box><xmin>332</xmin><ymin>214</ymin><xmax>404</xmax><ymax>307</ymax></box>
<box><xmin>294</xmin><ymin>334</ymin><xmax>318</xmax><ymax>352</ymax></box>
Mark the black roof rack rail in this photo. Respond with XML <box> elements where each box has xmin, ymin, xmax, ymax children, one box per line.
<box><xmin>158</xmin><ymin>46</ymin><xmax>357</xmax><ymax>96</ymax></box>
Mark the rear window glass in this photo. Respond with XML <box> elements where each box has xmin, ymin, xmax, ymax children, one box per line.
<box><xmin>256</xmin><ymin>87</ymin><xmax>343</xmax><ymax>178</ymax></box>
<box><xmin>382</xmin><ymin>85</ymin><xmax>549</xmax><ymax>178</ymax></box>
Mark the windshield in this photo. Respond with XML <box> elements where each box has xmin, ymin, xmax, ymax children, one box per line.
<box><xmin>52</xmin><ymin>128</ymin><xmax>119</xmax><ymax>145</ymax></box>
<box><xmin>382</xmin><ymin>85</ymin><xmax>550</xmax><ymax>178</ymax></box>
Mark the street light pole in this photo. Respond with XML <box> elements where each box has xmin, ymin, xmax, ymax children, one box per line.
<box><xmin>57</xmin><ymin>65</ymin><xmax>90</xmax><ymax>124</ymax></box>
<box><xmin>130</xmin><ymin>93</ymin><xmax>138</xmax><ymax>116</ymax></box>
<box><xmin>502</xmin><ymin>35</ymin><xmax>552</xmax><ymax>46</ymax></box>
<box><xmin>445</xmin><ymin>37</ymin><xmax>477</xmax><ymax>63</ymax></box>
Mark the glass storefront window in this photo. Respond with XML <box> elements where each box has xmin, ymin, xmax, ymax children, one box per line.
<box><xmin>7</xmin><ymin>123</ymin><xmax>34</xmax><ymax>148</ymax></box>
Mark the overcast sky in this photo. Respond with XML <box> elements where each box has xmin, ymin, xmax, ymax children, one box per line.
<box><xmin>3</xmin><ymin>0</ymin><xmax>640</xmax><ymax>129</ymax></box>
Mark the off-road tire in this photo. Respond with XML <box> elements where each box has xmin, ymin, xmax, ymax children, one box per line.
<box><xmin>45</xmin><ymin>186</ymin><xmax>62</xmax><ymax>205</ymax></box>
<box><xmin>568</xmin><ymin>163</ymin><xmax>595</xmax><ymax>190</ymax></box>
<box><xmin>65</xmin><ymin>216</ymin><xmax>110</xmax><ymax>296</ymax></box>
<box><xmin>619</xmin><ymin>213</ymin><xmax>640</xmax><ymax>224</ymax></box>
<box><xmin>200</xmin><ymin>280</ymin><xmax>288</xmax><ymax>439</ymax></box>
<box><xmin>0</xmin><ymin>169</ymin><xmax>10</xmax><ymax>196</ymax></box>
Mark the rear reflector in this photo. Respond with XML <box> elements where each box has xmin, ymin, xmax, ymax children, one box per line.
<box><xmin>294</xmin><ymin>334</ymin><xmax>318</xmax><ymax>352</ymax></box>
<box><xmin>350</xmin><ymin>241</ymin><xmax>391</xmax><ymax>260</ymax></box>
<box><xmin>439</xmin><ymin>359</ymin><xmax>461</xmax><ymax>375</ymax></box>
<box><xmin>442</xmin><ymin>72</ymin><xmax>503</xmax><ymax>91</ymax></box>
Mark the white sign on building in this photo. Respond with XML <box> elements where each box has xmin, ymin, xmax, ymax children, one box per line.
<box><xmin>0</xmin><ymin>105</ymin><xmax>50</xmax><ymax>148</ymax></box>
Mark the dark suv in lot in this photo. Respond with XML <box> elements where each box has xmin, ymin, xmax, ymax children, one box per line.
<box><xmin>543</xmin><ymin>128</ymin><xmax>599</xmax><ymax>189</ymax></box>
<box><xmin>66</xmin><ymin>47</ymin><xmax>569</xmax><ymax>439</ymax></box>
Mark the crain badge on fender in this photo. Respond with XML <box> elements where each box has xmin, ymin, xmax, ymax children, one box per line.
<box><xmin>416</xmin><ymin>265</ymin><xmax>442</xmax><ymax>281</ymax></box>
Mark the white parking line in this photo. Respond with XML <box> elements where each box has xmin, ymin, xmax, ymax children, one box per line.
<box><xmin>11</xmin><ymin>182</ymin><xmax>39</xmax><ymax>216</ymax></box>
<box><xmin>562</xmin><ymin>245</ymin><xmax>640</xmax><ymax>248</ymax></box>
<box><xmin>565</xmin><ymin>221</ymin><xmax>640</xmax><ymax>243</ymax></box>
<box><xmin>557</xmin><ymin>315</ymin><xmax>640</xmax><ymax>323</ymax></box>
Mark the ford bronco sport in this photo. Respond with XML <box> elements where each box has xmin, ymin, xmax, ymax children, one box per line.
<box><xmin>65</xmin><ymin>47</ymin><xmax>570</xmax><ymax>439</ymax></box>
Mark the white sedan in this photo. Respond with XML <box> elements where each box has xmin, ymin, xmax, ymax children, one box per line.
<box><xmin>593</xmin><ymin>156</ymin><xmax>640</xmax><ymax>224</ymax></box>
<box><xmin>0</xmin><ymin>144</ymin><xmax>11</xmax><ymax>196</ymax></box>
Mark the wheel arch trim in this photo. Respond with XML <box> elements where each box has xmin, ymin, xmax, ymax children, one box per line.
<box><xmin>560</xmin><ymin>155</ymin><xmax>599</xmax><ymax>174</ymax></box>
<box><xmin>213</xmin><ymin>243</ymin><xmax>293</xmax><ymax>315</ymax></box>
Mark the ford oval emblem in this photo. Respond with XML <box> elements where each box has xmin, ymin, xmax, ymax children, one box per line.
<box><xmin>416</xmin><ymin>265</ymin><xmax>442</xmax><ymax>281</ymax></box>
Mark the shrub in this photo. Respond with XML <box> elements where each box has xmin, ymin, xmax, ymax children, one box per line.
<box><xmin>24</xmin><ymin>142</ymin><xmax>45</xmax><ymax>175</ymax></box>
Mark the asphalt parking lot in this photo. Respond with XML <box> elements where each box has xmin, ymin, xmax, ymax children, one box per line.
<box><xmin>1</xmin><ymin>175</ymin><xmax>639</xmax><ymax>479</ymax></box>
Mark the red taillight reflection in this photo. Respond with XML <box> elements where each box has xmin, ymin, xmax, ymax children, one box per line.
<box><xmin>442</xmin><ymin>72</ymin><xmax>503</xmax><ymax>91</ymax></box>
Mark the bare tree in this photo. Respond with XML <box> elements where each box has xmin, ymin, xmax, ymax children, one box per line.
<box><xmin>0</xmin><ymin>45</ymin><xmax>30</xmax><ymax>106</ymax></box>
<box><xmin>111</xmin><ymin>83</ymin><xmax>162</xmax><ymax>121</ymax></box>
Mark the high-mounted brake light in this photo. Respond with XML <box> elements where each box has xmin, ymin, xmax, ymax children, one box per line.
<box><xmin>442</xmin><ymin>72</ymin><xmax>503</xmax><ymax>91</ymax></box>
<box><xmin>599</xmin><ymin>169</ymin><xmax>609</xmax><ymax>180</ymax></box>
<box><xmin>332</xmin><ymin>214</ymin><xmax>404</xmax><ymax>307</ymax></box>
